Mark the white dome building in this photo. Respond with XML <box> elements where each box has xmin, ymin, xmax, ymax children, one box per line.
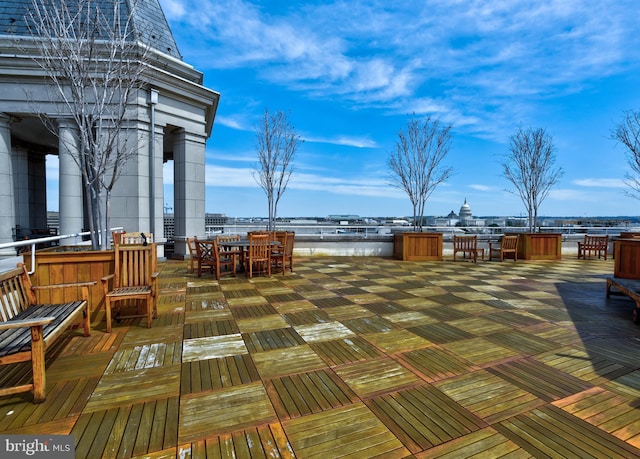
<box><xmin>459</xmin><ymin>199</ymin><xmax>473</xmax><ymax>224</ymax></box>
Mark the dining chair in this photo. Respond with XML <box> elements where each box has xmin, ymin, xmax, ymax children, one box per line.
<box><xmin>196</xmin><ymin>239</ymin><xmax>237</xmax><ymax>280</ymax></box>
<box><xmin>186</xmin><ymin>237</ymin><xmax>199</xmax><ymax>273</ymax></box>
<box><xmin>272</xmin><ymin>231</ymin><xmax>295</xmax><ymax>274</ymax></box>
<box><xmin>217</xmin><ymin>234</ymin><xmax>244</xmax><ymax>272</ymax></box>
<box><xmin>244</xmin><ymin>233</ymin><xmax>271</xmax><ymax>278</ymax></box>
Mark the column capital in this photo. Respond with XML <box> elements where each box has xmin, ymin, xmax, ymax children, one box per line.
<box><xmin>56</xmin><ymin>118</ymin><xmax>79</xmax><ymax>130</ymax></box>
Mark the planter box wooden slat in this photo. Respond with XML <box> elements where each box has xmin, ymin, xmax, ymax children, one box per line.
<box><xmin>512</xmin><ymin>233</ymin><xmax>562</xmax><ymax>260</ymax></box>
<box><xmin>394</xmin><ymin>233</ymin><xmax>443</xmax><ymax>261</ymax></box>
<box><xmin>614</xmin><ymin>239</ymin><xmax>640</xmax><ymax>279</ymax></box>
<box><xmin>24</xmin><ymin>248</ymin><xmax>115</xmax><ymax>316</ymax></box>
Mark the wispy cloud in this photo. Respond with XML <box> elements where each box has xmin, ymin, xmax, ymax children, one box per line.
<box><xmin>203</xmin><ymin>164</ymin><xmax>400</xmax><ymax>198</ymax></box>
<box><xmin>574</xmin><ymin>178</ymin><xmax>626</xmax><ymax>188</ymax></box>
<box><xmin>469</xmin><ymin>184</ymin><xmax>493</xmax><ymax>192</ymax></box>
<box><xmin>303</xmin><ymin>135</ymin><xmax>378</xmax><ymax>148</ymax></box>
<box><xmin>162</xmin><ymin>0</ymin><xmax>640</xmax><ymax>139</ymax></box>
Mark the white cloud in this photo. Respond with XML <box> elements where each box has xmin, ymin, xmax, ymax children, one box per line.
<box><xmin>303</xmin><ymin>135</ymin><xmax>378</xmax><ymax>149</ymax></box>
<box><xmin>469</xmin><ymin>184</ymin><xmax>492</xmax><ymax>192</ymax></box>
<box><xmin>573</xmin><ymin>178</ymin><xmax>626</xmax><ymax>188</ymax></box>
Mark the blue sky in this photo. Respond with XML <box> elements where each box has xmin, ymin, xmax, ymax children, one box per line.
<box><xmin>157</xmin><ymin>0</ymin><xmax>640</xmax><ymax>218</ymax></box>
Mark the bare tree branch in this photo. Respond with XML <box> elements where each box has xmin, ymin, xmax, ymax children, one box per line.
<box><xmin>253</xmin><ymin>108</ymin><xmax>302</xmax><ymax>231</ymax></box>
<box><xmin>502</xmin><ymin>127</ymin><xmax>563</xmax><ymax>232</ymax></box>
<box><xmin>613</xmin><ymin>110</ymin><xmax>640</xmax><ymax>200</ymax></box>
<box><xmin>388</xmin><ymin>115</ymin><xmax>453</xmax><ymax>231</ymax></box>
<box><xmin>23</xmin><ymin>0</ymin><xmax>149</xmax><ymax>249</ymax></box>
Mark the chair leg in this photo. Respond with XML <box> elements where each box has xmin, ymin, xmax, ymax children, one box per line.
<box><xmin>105</xmin><ymin>297</ymin><xmax>112</xmax><ymax>333</ymax></box>
<box><xmin>146</xmin><ymin>297</ymin><xmax>153</xmax><ymax>328</ymax></box>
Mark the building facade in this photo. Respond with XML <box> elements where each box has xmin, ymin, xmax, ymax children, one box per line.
<box><xmin>0</xmin><ymin>0</ymin><xmax>219</xmax><ymax>258</ymax></box>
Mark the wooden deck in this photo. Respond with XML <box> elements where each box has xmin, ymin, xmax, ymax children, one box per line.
<box><xmin>1</xmin><ymin>256</ymin><xmax>639</xmax><ymax>458</ymax></box>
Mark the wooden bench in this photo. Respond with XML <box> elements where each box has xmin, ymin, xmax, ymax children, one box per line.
<box><xmin>578</xmin><ymin>235</ymin><xmax>609</xmax><ymax>260</ymax></box>
<box><xmin>0</xmin><ymin>264</ymin><xmax>94</xmax><ymax>402</ymax></box>
<box><xmin>452</xmin><ymin>235</ymin><xmax>482</xmax><ymax>262</ymax></box>
<box><xmin>606</xmin><ymin>277</ymin><xmax>640</xmax><ymax>323</ymax></box>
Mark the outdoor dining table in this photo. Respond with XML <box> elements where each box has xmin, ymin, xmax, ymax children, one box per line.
<box><xmin>217</xmin><ymin>239</ymin><xmax>281</xmax><ymax>249</ymax></box>
<box><xmin>217</xmin><ymin>239</ymin><xmax>281</xmax><ymax>274</ymax></box>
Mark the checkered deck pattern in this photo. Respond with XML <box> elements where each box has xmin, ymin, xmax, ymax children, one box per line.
<box><xmin>2</xmin><ymin>257</ymin><xmax>640</xmax><ymax>458</ymax></box>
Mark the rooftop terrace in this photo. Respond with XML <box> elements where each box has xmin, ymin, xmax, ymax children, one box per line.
<box><xmin>1</xmin><ymin>256</ymin><xmax>639</xmax><ymax>457</ymax></box>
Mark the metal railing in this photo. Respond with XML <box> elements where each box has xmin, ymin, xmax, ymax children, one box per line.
<box><xmin>0</xmin><ymin>227</ymin><xmax>123</xmax><ymax>274</ymax></box>
<box><xmin>215</xmin><ymin>224</ymin><xmax>640</xmax><ymax>238</ymax></box>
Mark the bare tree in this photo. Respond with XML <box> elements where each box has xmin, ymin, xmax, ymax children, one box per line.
<box><xmin>388</xmin><ymin>115</ymin><xmax>453</xmax><ymax>231</ymax></box>
<box><xmin>253</xmin><ymin>109</ymin><xmax>302</xmax><ymax>231</ymax></box>
<box><xmin>24</xmin><ymin>0</ymin><xmax>149</xmax><ymax>249</ymax></box>
<box><xmin>613</xmin><ymin>110</ymin><xmax>640</xmax><ymax>199</ymax></box>
<box><xmin>502</xmin><ymin>127</ymin><xmax>563</xmax><ymax>232</ymax></box>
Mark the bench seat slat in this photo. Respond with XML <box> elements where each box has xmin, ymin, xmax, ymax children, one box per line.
<box><xmin>0</xmin><ymin>302</ymin><xmax>85</xmax><ymax>358</ymax></box>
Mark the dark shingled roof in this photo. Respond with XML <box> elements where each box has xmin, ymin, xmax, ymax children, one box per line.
<box><xmin>0</xmin><ymin>0</ymin><xmax>182</xmax><ymax>59</ymax></box>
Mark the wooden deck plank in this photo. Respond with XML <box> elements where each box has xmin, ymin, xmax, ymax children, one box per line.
<box><xmin>178</xmin><ymin>382</ymin><xmax>277</xmax><ymax>443</ymax></box>
<box><xmin>333</xmin><ymin>358</ymin><xmax>421</xmax><ymax>398</ymax></box>
<box><xmin>487</xmin><ymin>358</ymin><xmax>593</xmax><ymax>402</ymax></box>
<box><xmin>496</xmin><ymin>405</ymin><xmax>640</xmax><ymax>458</ymax></box>
<box><xmin>283</xmin><ymin>403</ymin><xmax>407</xmax><ymax>456</ymax></box>
<box><xmin>416</xmin><ymin>427</ymin><xmax>531</xmax><ymax>459</ymax></box>
<box><xmin>400</xmin><ymin>347</ymin><xmax>472</xmax><ymax>383</ymax></box>
<box><xmin>132</xmin><ymin>401</ymin><xmax>156</xmax><ymax>456</ymax></box>
<box><xmin>434</xmin><ymin>370</ymin><xmax>545</xmax><ymax>424</ymax></box>
<box><xmin>310</xmin><ymin>336</ymin><xmax>381</xmax><ymax>366</ymax></box>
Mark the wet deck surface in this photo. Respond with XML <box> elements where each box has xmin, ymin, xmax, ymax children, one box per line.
<box><xmin>1</xmin><ymin>256</ymin><xmax>639</xmax><ymax>458</ymax></box>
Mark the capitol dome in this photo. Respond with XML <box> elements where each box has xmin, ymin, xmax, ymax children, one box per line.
<box><xmin>459</xmin><ymin>199</ymin><xmax>472</xmax><ymax>222</ymax></box>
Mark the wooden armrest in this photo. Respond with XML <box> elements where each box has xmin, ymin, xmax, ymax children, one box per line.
<box><xmin>32</xmin><ymin>281</ymin><xmax>97</xmax><ymax>290</ymax></box>
<box><xmin>0</xmin><ymin>317</ymin><xmax>55</xmax><ymax>330</ymax></box>
<box><xmin>101</xmin><ymin>274</ymin><xmax>115</xmax><ymax>283</ymax></box>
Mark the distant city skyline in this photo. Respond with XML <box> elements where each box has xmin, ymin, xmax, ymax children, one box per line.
<box><xmin>44</xmin><ymin>1</ymin><xmax>640</xmax><ymax>217</ymax></box>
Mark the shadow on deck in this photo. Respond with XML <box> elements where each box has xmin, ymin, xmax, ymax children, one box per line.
<box><xmin>0</xmin><ymin>256</ymin><xmax>639</xmax><ymax>458</ymax></box>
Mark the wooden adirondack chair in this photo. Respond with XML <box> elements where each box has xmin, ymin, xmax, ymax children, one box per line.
<box><xmin>101</xmin><ymin>243</ymin><xmax>159</xmax><ymax>332</ymax></box>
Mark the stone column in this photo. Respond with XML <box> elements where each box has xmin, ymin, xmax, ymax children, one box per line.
<box><xmin>0</xmin><ymin>114</ymin><xmax>16</xmax><ymax>252</ymax></box>
<box><xmin>58</xmin><ymin>120</ymin><xmax>84</xmax><ymax>246</ymax></box>
<box><xmin>173</xmin><ymin>129</ymin><xmax>206</xmax><ymax>258</ymax></box>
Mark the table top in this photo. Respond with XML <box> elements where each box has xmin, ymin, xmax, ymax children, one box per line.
<box><xmin>218</xmin><ymin>239</ymin><xmax>280</xmax><ymax>247</ymax></box>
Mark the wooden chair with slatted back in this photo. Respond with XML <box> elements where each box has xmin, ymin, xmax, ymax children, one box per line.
<box><xmin>244</xmin><ymin>233</ymin><xmax>271</xmax><ymax>278</ymax></box>
<box><xmin>196</xmin><ymin>239</ymin><xmax>237</xmax><ymax>280</ymax></box>
<box><xmin>453</xmin><ymin>235</ymin><xmax>478</xmax><ymax>262</ymax></box>
<box><xmin>101</xmin><ymin>243</ymin><xmax>159</xmax><ymax>332</ymax></box>
<box><xmin>489</xmin><ymin>235</ymin><xmax>519</xmax><ymax>262</ymax></box>
<box><xmin>186</xmin><ymin>237</ymin><xmax>199</xmax><ymax>274</ymax></box>
<box><xmin>272</xmin><ymin>231</ymin><xmax>295</xmax><ymax>274</ymax></box>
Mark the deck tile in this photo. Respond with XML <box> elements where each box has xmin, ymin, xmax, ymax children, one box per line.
<box><xmin>251</xmin><ymin>345</ymin><xmax>327</xmax><ymax>379</ymax></box>
<box><xmin>178</xmin><ymin>382</ymin><xmax>277</xmax><ymax>443</ymax></box>
<box><xmin>334</xmin><ymin>357</ymin><xmax>421</xmax><ymax>397</ymax></box>
<box><xmin>283</xmin><ymin>402</ymin><xmax>410</xmax><ymax>458</ymax></box>
<box><xmin>182</xmin><ymin>333</ymin><xmax>248</xmax><ymax>362</ymax></box>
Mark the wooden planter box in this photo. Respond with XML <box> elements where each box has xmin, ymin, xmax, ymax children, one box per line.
<box><xmin>24</xmin><ymin>246</ymin><xmax>115</xmax><ymax>316</ymax></box>
<box><xmin>614</xmin><ymin>238</ymin><xmax>640</xmax><ymax>279</ymax></box>
<box><xmin>394</xmin><ymin>232</ymin><xmax>443</xmax><ymax>261</ymax></box>
<box><xmin>513</xmin><ymin>233</ymin><xmax>562</xmax><ymax>260</ymax></box>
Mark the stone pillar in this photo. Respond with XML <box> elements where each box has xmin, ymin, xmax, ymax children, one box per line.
<box><xmin>58</xmin><ymin>120</ymin><xmax>84</xmax><ymax>246</ymax></box>
<box><xmin>11</xmin><ymin>145</ymin><xmax>29</xmax><ymax>232</ymax></box>
<box><xmin>151</xmin><ymin>124</ymin><xmax>165</xmax><ymax>257</ymax></box>
<box><xmin>0</xmin><ymin>114</ymin><xmax>16</xmax><ymax>252</ymax></box>
<box><xmin>173</xmin><ymin>129</ymin><xmax>206</xmax><ymax>258</ymax></box>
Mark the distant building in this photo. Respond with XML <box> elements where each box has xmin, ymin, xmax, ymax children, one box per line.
<box><xmin>459</xmin><ymin>199</ymin><xmax>472</xmax><ymax>224</ymax></box>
